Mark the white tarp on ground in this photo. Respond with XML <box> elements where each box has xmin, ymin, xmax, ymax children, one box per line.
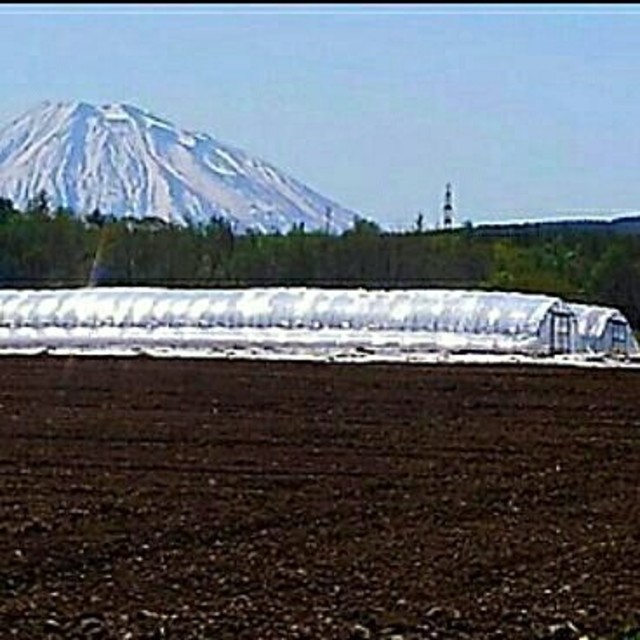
<box><xmin>0</xmin><ymin>287</ymin><xmax>635</xmax><ymax>358</ymax></box>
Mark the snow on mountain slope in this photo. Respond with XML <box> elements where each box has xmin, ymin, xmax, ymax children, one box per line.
<box><xmin>0</xmin><ymin>101</ymin><xmax>357</xmax><ymax>232</ymax></box>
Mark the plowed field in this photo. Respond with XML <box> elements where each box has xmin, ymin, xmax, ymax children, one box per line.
<box><xmin>0</xmin><ymin>357</ymin><xmax>638</xmax><ymax>639</ymax></box>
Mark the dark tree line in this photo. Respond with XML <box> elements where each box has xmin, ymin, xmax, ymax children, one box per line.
<box><xmin>0</xmin><ymin>194</ymin><xmax>639</xmax><ymax>329</ymax></box>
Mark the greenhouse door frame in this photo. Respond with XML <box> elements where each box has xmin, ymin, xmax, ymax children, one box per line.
<box><xmin>610</xmin><ymin>319</ymin><xmax>628</xmax><ymax>354</ymax></box>
<box><xmin>549</xmin><ymin>310</ymin><xmax>572</xmax><ymax>355</ymax></box>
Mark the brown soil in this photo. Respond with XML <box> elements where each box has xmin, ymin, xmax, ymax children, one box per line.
<box><xmin>0</xmin><ymin>356</ymin><xmax>638</xmax><ymax>639</ymax></box>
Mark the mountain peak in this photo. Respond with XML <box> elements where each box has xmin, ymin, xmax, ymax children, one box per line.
<box><xmin>0</xmin><ymin>101</ymin><xmax>356</xmax><ymax>232</ymax></box>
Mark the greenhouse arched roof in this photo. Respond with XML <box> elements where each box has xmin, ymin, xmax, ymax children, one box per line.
<box><xmin>0</xmin><ymin>287</ymin><xmax>569</xmax><ymax>336</ymax></box>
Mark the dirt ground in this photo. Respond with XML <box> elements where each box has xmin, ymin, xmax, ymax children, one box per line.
<box><xmin>0</xmin><ymin>356</ymin><xmax>638</xmax><ymax>639</ymax></box>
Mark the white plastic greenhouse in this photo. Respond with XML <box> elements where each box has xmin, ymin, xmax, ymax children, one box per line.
<box><xmin>569</xmin><ymin>302</ymin><xmax>639</xmax><ymax>355</ymax></box>
<box><xmin>0</xmin><ymin>286</ymin><xmax>623</xmax><ymax>357</ymax></box>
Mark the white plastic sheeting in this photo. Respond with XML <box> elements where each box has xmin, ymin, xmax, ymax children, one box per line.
<box><xmin>569</xmin><ymin>302</ymin><xmax>639</xmax><ymax>355</ymax></box>
<box><xmin>0</xmin><ymin>287</ymin><xmax>579</xmax><ymax>355</ymax></box>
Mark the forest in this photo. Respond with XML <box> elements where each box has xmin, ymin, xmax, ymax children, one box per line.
<box><xmin>0</xmin><ymin>193</ymin><xmax>638</xmax><ymax>329</ymax></box>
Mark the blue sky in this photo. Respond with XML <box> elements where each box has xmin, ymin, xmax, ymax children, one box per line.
<box><xmin>1</xmin><ymin>4</ymin><xmax>640</xmax><ymax>228</ymax></box>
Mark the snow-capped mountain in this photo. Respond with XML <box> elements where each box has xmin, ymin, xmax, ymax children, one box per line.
<box><xmin>0</xmin><ymin>101</ymin><xmax>357</xmax><ymax>233</ymax></box>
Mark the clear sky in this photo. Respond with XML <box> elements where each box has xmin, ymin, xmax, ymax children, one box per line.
<box><xmin>1</xmin><ymin>3</ymin><xmax>640</xmax><ymax>228</ymax></box>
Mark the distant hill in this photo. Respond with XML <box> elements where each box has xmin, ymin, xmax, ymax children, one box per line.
<box><xmin>470</xmin><ymin>214</ymin><xmax>640</xmax><ymax>236</ymax></box>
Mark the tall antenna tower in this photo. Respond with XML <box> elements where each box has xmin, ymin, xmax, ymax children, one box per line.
<box><xmin>443</xmin><ymin>183</ymin><xmax>454</xmax><ymax>230</ymax></box>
